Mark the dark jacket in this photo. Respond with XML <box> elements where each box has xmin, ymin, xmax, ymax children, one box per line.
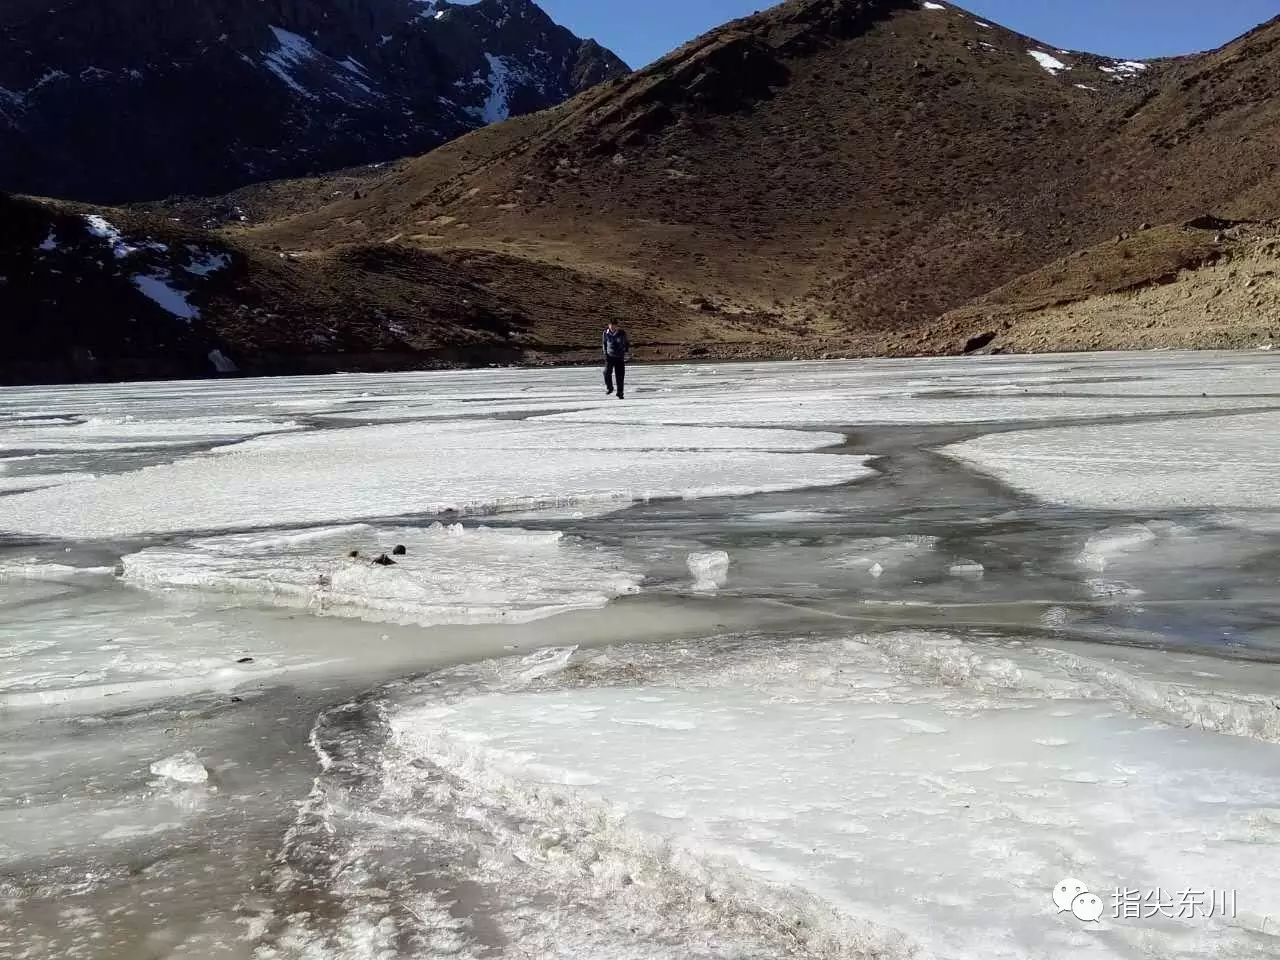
<box><xmin>603</xmin><ymin>327</ymin><xmax>630</xmax><ymax>359</ymax></box>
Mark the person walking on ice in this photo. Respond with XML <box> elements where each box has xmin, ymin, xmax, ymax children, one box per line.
<box><xmin>603</xmin><ymin>320</ymin><xmax>630</xmax><ymax>400</ymax></box>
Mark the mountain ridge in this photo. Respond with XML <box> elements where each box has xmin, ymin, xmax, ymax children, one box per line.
<box><xmin>0</xmin><ymin>0</ymin><xmax>627</xmax><ymax>203</ymax></box>
<box><xmin>3</xmin><ymin>0</ymin><xmax>1280</xmax><ymax>383</ymax></box>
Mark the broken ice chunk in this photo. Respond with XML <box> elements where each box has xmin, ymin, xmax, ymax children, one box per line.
<box><xmin>149</xmin><ymin>751</ymin><xmax>209</xmax><ymax>784</ymax></box>
<box><xmin>687</xmin><ymin>551</ymin><xmax>731</xmax><ymax>592</ymax></box>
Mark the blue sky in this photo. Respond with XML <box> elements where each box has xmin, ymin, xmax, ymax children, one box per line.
<box><xmin>535</xmin><ymin>0</ymin><xmax>1280</xmax><ymax>67</ymax></box>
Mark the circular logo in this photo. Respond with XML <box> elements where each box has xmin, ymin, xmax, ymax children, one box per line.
<box><xmin>1071</xmin><ymin>892</ymin><xmax>1105</xmax><ymax>923</ymax></box>
<box><xmin>1053</xmin><ymin>878</ymin><xmax>1090</xmax><ymax>913</ymax></box>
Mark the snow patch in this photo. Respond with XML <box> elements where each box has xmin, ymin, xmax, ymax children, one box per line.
<box><xmin>131</xmin><ymin>273</ymin><xmax>200</xmax><ymax>322</ymax></box>
<box><xmin>1028</xmin><ymin>50</ymin><xmax>1069</xmax><ymax>75</ymax></box>
<box><xmin>263</xmin><ymin>26</ymin><xmax>319</xmax><ymax>98</ymax></box>
<box><xmin>208</xmin><ymin>349</ymin><xmax>238</xmax><ymax>374</ymax></box>
<box><xmin>183</xmin><ymin>249</ymin><xmax>231</xmax><ymax>276</ymax></box>
<box><xmin>83</xmin><ymin>215</ymin><xmax>137</xmax><ymax>258</ymax></box>
<box><xmin>1099</xmin><ymin>60</ymin><xmax>1148</xmax><ymax>80</ymax></box>
<box><xmin>472</xmin><ymin>53</ymin><xmax>516</xmax><ymax>123</ymax></box>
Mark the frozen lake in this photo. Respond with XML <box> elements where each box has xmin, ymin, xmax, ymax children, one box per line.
<box><xmin>2</xmin><ymin>351</ymin><xmax>1280</xmax><ymax>959</ymax></box>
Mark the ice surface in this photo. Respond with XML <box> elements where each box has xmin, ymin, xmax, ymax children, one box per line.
<box><xmin>686</xmin><ymin>551</ymin><xmax>730</xmax><ymax>593</ymax></box>
<box><xmin>0</xmin><ymin>470</ymin><xmax>97</xmax><ymax>493</ymax></box>
<box><xmin>149</xmin><ymin>752</ymin><xmax>209</xmax><ymax>784</ymax></box>
<box><xmin>535</xmin><ymin>383</ymin><xmax>1264</xmax><ymax>428</ymax></box>
<box><xmin>0</xmin><ymin>420</ymin><xmax>868</xmax><ymax>538</ymax></box>
<box><xmin>388</xmin><ymin>633</ymin><xmax>1280</xmax><ymax>959</ymax></box>
<box><xmin>944</xmin><ymin>411</ymin><xmax>1280</xmax><ymax>509</ymax></box>
<box><xmin>6</xmin><ymin>353</ymin><xmax>1280</xmax><ymax>959</ymax></box>
<box><xmin>1078</xmin><ymin>525</ymin><xmax>1161</xmax><ymax>572</ymax></box>
<box><xmin>0</xmin><ymin>589</ymin><xmax>336</xmax><ymax>711</ymax></box>
<box><xmin>122</xmin><ymin>522</ymin><xmax>642</xmax><ymax>627</ymax></box>
<box><xmin>833</xmin><ymin>536</ymin><xmax>937</xmax><ymax>577</ymax></box>
<box><xmin>0</xmin><ymin>352</ymin><xmax>1267</xmax><ymax>432</ymax></box>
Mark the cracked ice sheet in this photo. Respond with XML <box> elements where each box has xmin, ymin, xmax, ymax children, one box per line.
<box><xmin>121</xmin><ymin>522</ymin><xmax>642</xmax><ymax>627</ymax></box>
<box><xmin>0</xmin><ymin>591</ymin><xmax>333</xmax><ymax>711</ymax></box>
<box><xmin>943</xmin><ymin>411</ymin><xmax>1280</xmax><ymax>509</ymax></box>
<box><xmin>0</xmin><ymin>420</ymin><xmax>864</xmax><ymax>539</ymax></box>
<box><xmin>390</xmin><ymin>633</ymin><xmax>1280</xmax><ymax>960</ymax></box>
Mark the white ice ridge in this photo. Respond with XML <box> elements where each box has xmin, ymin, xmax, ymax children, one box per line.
<box><xmin>0</xmin><ymin>559</ymin><xmax>116</xmax><ymax>583</ymax></box>
<box><xmin>0</xmin><ymin>415</ymin><xmax>299</xmax><ymax>452</ymax></box>
<box><xmin>0</xmin><ymin>420</ymin><xmax>866</xmax><ymax>539</ymax></box>
<box><xmin>942</xmin><ymin>410</ymin><xmax>1280</xmax><ymax>509</ymax></box>
<box><xmin>122</xmin><ymin>522</ymin><xmax>642</xmax><ymax>627</ymax></box>
<box><xmin>389</xmin><ymin>632</ymin><xmax>1280</xmax><ymax>960</ymax></box>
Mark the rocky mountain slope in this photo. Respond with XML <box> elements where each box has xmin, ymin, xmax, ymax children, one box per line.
<box><xmin>247</xmin><ymin>0</ymin><xmax>1280</xmax><ymax>353</ymax></box>
<box><xmin>0</xmin><ymin>0</ymin><xmax>627</xmax><ymax>202</ymax></box>
<box><xmin>4</xmin><ymin>0</ymin><xmax>1280</xmax><ymax>383</ymax></box>
<box><xmin>936</xmin><ymin>218</ymin><xmax>1280</xmax><ymax>354</ymax></box>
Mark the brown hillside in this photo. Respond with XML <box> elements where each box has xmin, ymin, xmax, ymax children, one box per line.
<box><xmin>251</xmin><ymin>0</ymin><xmax>1236</xmax><ymax>350</ymax></box>
<box><xmin>2</xmin><ymin>192</ymin><xmax>759</xmax><ymax>383</ymax></box>
<box><xmin>937</xmin><ymin>218</ymin><xmax>1280</xmax><ymax>354</ymax></box>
